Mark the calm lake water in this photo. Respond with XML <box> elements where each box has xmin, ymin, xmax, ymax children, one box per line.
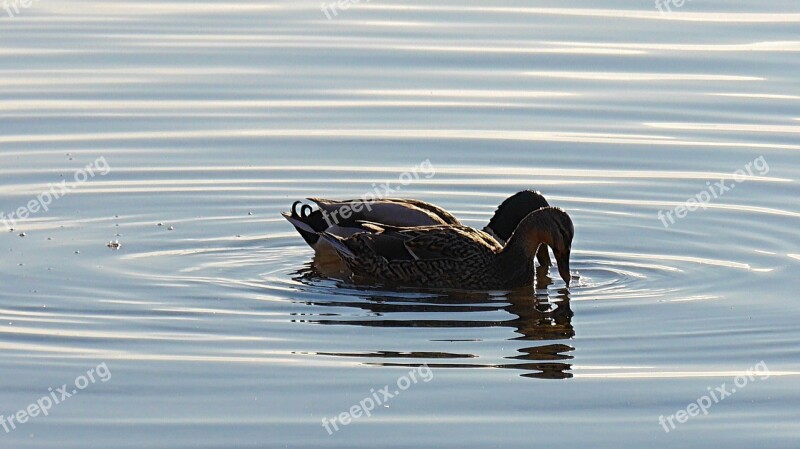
<box><xmin>1</xmin><ymin>1</ymin><xmax>799</xmax><ymax>447</ymax></box>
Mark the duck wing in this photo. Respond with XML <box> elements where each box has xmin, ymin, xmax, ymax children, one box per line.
<box><xmin>356</xmin><ymin>223</ymin><xmax>502</xmax><ymax>262</ymax></box>
<box><xmin>319</xmin><ymin>223</ymin><xmax>505</xmax><ymax>288</ymax></box>
<box><xmin>384</xmin><ymin>198</ymin><xmax>460</xmax><ymax>225</ymax></box>
<box><xmin>309</xmin><ymin>198</ymin><xmax>459</xmax><ymax>228</ymax></box>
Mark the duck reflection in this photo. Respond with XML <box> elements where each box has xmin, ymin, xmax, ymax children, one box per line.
<box><xmin>291</xmin><ymin>261</ymin><xmax>574</xmax><ymax>379</ymax></box>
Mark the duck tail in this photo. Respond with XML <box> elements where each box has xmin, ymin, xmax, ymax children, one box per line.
<box><xmin>281</xmin><ymin>201</ymin><xmax>328</xmax><ymax>246</ymax></box>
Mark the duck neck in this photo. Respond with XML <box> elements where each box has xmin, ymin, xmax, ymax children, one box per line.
<box><xmin>495</xmin><ymin>215</ymin><xmax>551</xmax><ymax>284</ymax></box>
<box><xmin>495</xmin><ymin>242</ymin><xmax>535</xmax><ymax>282</ymax></box>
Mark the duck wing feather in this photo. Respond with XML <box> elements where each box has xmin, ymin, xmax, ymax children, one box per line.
<box><xmin>355</xmin><ymin>223</ymin><xmax>502</xmax><ymax>262</ymax></box>
<box><xmin>309</xmin><ymin>198</ymin><xmax>458</xmax><ymax>228</ymax></box>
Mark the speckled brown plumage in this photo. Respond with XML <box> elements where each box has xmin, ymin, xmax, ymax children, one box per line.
<box><xmin>322</xmin><ymin>207</ymin><xmax>574</xmax><ymax>289</ymax></box>
<box><xmin>283</xmin><ymin>191</ymin><xmax>553</xmax><ymax>269</ymax></box>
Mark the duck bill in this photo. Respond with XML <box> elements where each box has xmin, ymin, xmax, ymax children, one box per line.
<box><xmin>556</xmin><ymin>253</ymin><xmax>571</xmax><ymax>286</ymax></box>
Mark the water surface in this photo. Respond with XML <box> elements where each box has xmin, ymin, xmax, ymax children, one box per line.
<box><xmin>1</xmin><ymin>1</ymin><xmax>799</xmax><ymax>447</ymax></box>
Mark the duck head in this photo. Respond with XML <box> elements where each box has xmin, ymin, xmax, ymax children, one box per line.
<box><xmin>484</xmin><ymin>190</ymin><xmax>551</xmax><ymax>244</ymax></box>
<box><xmin>504</xmin><ymin>207</ymin><xmax>574</xmax><ymax>286</ymax></box>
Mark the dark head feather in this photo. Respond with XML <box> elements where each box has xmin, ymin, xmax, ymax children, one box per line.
<box><xmin>485</xmin><ymin>190</ymin><xmax>550</xmax><ymax>243</ymax></box>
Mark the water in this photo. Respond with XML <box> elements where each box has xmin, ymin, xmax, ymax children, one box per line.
<box><xmin>1</xmin><ymin>1</ymin><xmax>799</xmax><ymax>447</ymax></box>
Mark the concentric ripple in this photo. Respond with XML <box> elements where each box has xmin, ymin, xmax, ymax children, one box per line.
<box><xmin>3</xmin><ymin>162</ymin><xmax>792</xmax><ymax>379</ymax></box>
<box><xmin>1</xmin><ymin>1</ymin><xmax>799</xmax><ymax>445</ymax></box>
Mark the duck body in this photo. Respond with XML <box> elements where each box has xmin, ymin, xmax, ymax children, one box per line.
<box><xmin>282</xmin><ymin>190</ymin><xmax>552</xmax><ymax>267</ymax></box>
<box><xmin>326</xmin><ymin>225</ymin><xmax>535</xmax><ymax>289</ymax></box>
<box><xmin>321</xmin><ymin>207</ymin><xmax>574</xmax><ymax>290</ymax></box>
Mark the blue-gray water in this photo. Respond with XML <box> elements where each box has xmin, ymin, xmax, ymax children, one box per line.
<box><xmin>1</xmin><ymin>1</ymin><xmax>799</xmax><ymax>447</ymax></box>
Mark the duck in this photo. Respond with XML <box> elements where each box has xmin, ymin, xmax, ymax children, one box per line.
<box><xmin>281</xmin><ymin>190</ymin><xmax>552</xmax><ymax>267</ymax></box>
<box><xmin>319</xmin><ymin>207</ymin><xmax>574</xmax><ymax>289</ymax></box>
